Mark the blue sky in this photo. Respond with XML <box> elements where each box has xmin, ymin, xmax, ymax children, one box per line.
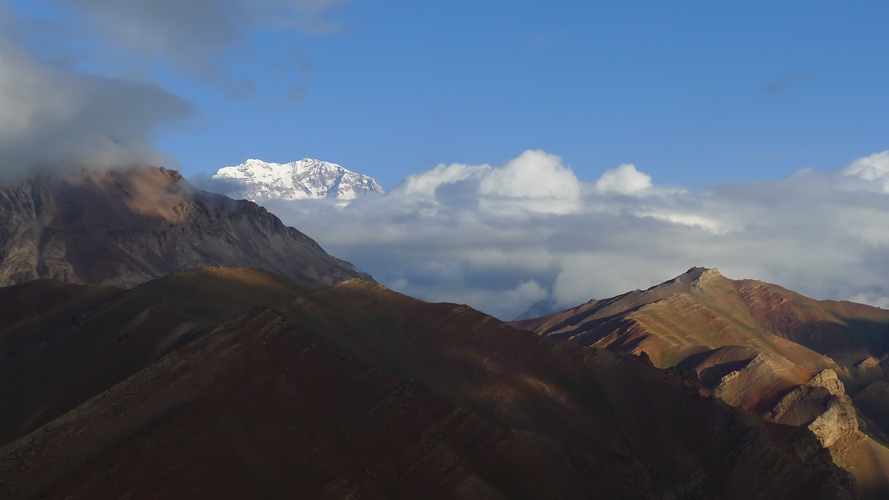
<box><xmin>152</xmin><ymin>1</ymin><xmax>889</xmax><ymax>189</ymax></box>
<box><xmin>3</xmin><ymin>1</ymin><xmax>887</xmax><ymax>188</ymax></box>
<box><xmin>3</xmin><ymin>1</ymin><xmax>889</xmax><ymax>318</ymax></box>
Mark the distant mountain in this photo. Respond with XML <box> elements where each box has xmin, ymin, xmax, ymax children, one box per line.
<box><xmin>212</xmin><ymin>158</ymin><xmax>384</xmax><ymax>202</ymax></box>
<box><xmin>512</xmin><ymin>267</ymin><xmax>889</xmax><ymax>371</ymax></box>
<box><xmin>512</xmin><ymin>297</ymin><xmax>562</xmax><ymax>321</ymax></box>
<box><xmin>0</xmin><ymin>166</ymin><xmax>372</xmax><ymax>288</ymax></box>
<box><xmin>0</xmin><ymin>268</ymin><xmax>859</xmax><ymax>498</ymax></box>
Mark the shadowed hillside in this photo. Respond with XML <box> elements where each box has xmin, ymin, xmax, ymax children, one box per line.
<box><xmin>0</xmin><ymin>267</ymin><xmax>311</xmax><ymax>446</ymax></box>
<box><xmin>0</xmin><ymin>269</ymin><xmax>862</xmax><ymax>499</ymax></box>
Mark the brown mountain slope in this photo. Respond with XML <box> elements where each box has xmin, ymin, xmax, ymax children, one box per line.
<box><xmin>0</xmin><ymin>267</ymin><xmax>311</xmax><ymax>446</ymax></box>
<box><xmin>512</xmin><ymin>267</ymin><xmax>889</xmax><ymax>372</ymax></box>
<box><xmin>511</xmin><ymin>267</ymin><xmax>889</xmax><ymax>496</ymax></box>
<box><xmin>0</xmin><ymin>166</ymin><xmax>371</xmax><ymax>288</ymax></box>
<box><xmin>0</xmin><ymin>270</ymin><xmax>861</xmax><ymax>499</ymax></box>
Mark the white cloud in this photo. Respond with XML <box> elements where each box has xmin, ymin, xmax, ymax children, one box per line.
<box><xmin>595</xmin><ymin>163</ymin><xmax>652</xmax><ymax>195</ymax></box>
<box><xmin>847</xmin><ymin>292</ymin><xmax>889</xmax><ymax>310</ymax></box>
<box><xmin>0</xmin><ymin>39</ymin><xmax>192</xmax><ymax>178</ymax></box>
<box><xmin>636</xmin><ymin>210</ymin><xmax>729</xmax><ymax>234</ymax></box>
<box><xmin>477</xmin><ymin>149</ymin><xmax>582</xmax><ymax>214</ymax></box>
<box><xmin>391</xmin><ymin>150</ymin><xmax>582</xmax><ymax>216</ymax></box>
<box><xmin>841</xmin><ymin>150</ymin><xmax>889</xmax><ymax>192</ymax></box>
<box><xmin>505</xmin><ymin>280</ymin><xmax>549</xmax><ymax>306</ymax></box>
<box><xmin>842</xmin><ymin>150</ymin><xmax>889</xmax><ymax>180</ymax></box>
<box><xmin>249</xmin><ymin>149</ymin><xmax>889</xmax><ymax>321</ymax></box>
<box><xmin>396</xmin><ymin>162</ymin><xmax>488</xmax><ymax>198</ymax></box>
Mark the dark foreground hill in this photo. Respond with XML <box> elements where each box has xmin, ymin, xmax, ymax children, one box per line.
<box><xmin>0</xmin><ymin>268</ymin><xmax>862</xmax><ymax>499</ymax></box>
<box><xmin>0</xmin><ymin>166</ymin><xmax>371</xmax><ymax>288</ymax></box>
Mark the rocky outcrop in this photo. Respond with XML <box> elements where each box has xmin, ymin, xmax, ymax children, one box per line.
<box><xmin>809</xmin><ymin>401</ymin><xmax>860</xmax><ymax>448</ymax></box>
<box><xmin>855</xmin><ymin>357</ymin><xmax>883</xmax><ymax>385</ymax></box>
<box><xmin>705</xmin><ymin>352</ymin><xmax>811</xmax><ymax>412</ymax></box>
<box><xmin>766</xmin><ymin>370</ymin><xmax>853</xmax><ymax>431</ymax></box>
<box><xmin>0</xmin><ymin>166</ymin><xmax>372</xmax><ymax>288</ymax></box>
<box><xmin>763</xmin><ymin>368</ymin><xmax>866</xmax><ymax>489</ymax></box>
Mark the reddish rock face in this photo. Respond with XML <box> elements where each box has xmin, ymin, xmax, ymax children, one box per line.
<box><xmin>512</xmin><ymin>267</ymin><xmax>889</xmax><ymax>371</ymax></box>
<box><xmin>512</xmin><ymin>267</ymin><xmax>889</xmax><ymax>497</ymax></box>
<box><xmin>0</xmin><ymin>166</ymin><xmax>372</xmax><ymax>289</ymax></box>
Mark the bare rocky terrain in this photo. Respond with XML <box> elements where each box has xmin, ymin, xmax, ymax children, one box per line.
<box><xmin>511</xmin><ymin>267</ymin><xmax>889</xmax><ymax>498</ymax></box>
<box><xmin>0</xmin><ymin>166</ymin><xmax>371</xmax><ymax>288</ymax></box>
<box><xmin>0</xmin><ymin>269</ymin><xmax>861</xmax><ymax>499</ymax></box>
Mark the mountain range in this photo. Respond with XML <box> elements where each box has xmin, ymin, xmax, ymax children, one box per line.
<box><xmin>512</xmin><ymin>267</ymin><xmax>889</xmax><ymax>495</ymax></box>
<box><xmin>1</xmin><ymin>166</ymin><xmax>889</xmax><ymax>499</ymax></box>
<box><xmin>0</xmin><ymin>268</ymin><xmax>863</xmax><ymax>499</ymax></box>
<box><xmin>211</xmin><ymin>158</ymin><xmax>384</xmax><ymax>202</ymax></box>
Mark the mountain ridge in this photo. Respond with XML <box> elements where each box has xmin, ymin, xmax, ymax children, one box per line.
<box><xmin>0</xmin><ymin>268</ymin><xmax>862</xmax><ymax>499</ymax></box>
<box><xmin>212</xmin><ymin>158</ymin><xmax>384</xmax><ymax>202</ymax></box>
<box><xmin>0</xmin><ymin>166</ymin><xmax>372</xmax><ymax>289</ymax></box>
<box><xmin>510</xmin><ymin>266</ymin><xmax>889</xmax><ymax>496</ymax></box>
<box><xmin>2</xmin><ymin>164</ymin><xmax>889</xmax><ymax>497</ymax></box>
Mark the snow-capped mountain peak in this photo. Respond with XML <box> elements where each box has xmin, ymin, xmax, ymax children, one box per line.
<box><xmin>212</xmin><ymin>158</ymin><xmax>384</xmax><ymax>202</ymax></box>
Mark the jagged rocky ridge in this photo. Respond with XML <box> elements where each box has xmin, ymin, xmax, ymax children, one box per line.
<box><xmin>212</xmin><ymin>158</ymin><xmax>384</xmax><ymax>202</ymax></box>
<box><xmin>0</xmin><ymin>166</ymin><xmax>372</xmax><ymax>288</ymax></box>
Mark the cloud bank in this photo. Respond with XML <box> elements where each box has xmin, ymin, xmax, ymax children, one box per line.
<box><xmin>252</xmin><ymin>149</ymin><xmax>889</xmax><ymax>320</ymax></box>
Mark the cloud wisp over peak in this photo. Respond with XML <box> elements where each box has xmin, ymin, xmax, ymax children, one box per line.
<box><xmin>0</xmin><ymin>38</ymin><xmax>193</xmax><ymax>179</ymax></box>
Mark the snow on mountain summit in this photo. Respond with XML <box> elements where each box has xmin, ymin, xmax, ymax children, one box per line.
<box><xmin>212</xmin><ymin>158</ymin><xmax>384</xmax><ymax>202</ymax></box>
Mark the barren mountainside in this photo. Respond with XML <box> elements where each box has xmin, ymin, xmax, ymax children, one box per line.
<box><xmin>511</xmin><ymin>267</ymin><xmax>889</xmax><ymax>497</ymax></box>
<box><xmin>0</xmin><ymin>166</ymin><xmax>372</xmax><ymax>289</ymax></box>
<box><xmin>0</xmin><ymin>268</ymin><xmax>861</xmax><ymax>499</ymax></box>
<box><xmin>3</xmin><ymin>168</ymin><xmax>889</xmax><ymax>497</ymax></box>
